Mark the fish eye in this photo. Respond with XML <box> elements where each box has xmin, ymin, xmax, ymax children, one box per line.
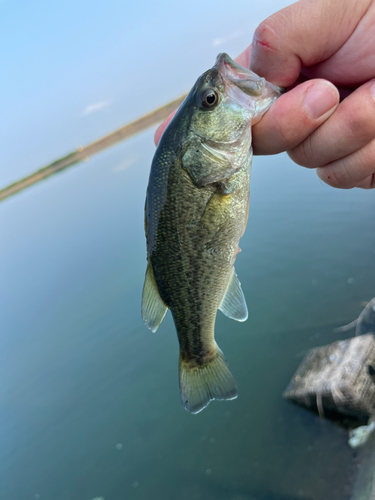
<box><xmin>200</xmin><ymin>89</ymin><xmax>219</xmax><ymax>109</ymax></box>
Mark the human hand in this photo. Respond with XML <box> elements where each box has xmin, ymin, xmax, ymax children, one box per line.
<box><xmin>155</xmin><ymin>0</ymin><xmax>375</xmax><ymax>189</ymax></box>
<box><xmin>249</xmin><ymin>0</ymin><xmax>375</xmax><ymax>189</ymax></box>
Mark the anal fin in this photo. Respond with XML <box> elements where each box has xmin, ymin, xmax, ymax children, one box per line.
<box><xmin>219</xmin><ymin>268</ymin><xmax>248</xmax><ymax>322</ymax></box>
<box><xmin>141</xmin><ymin>262</ymin><xmax>167</xmax><ymax>332</ymax></box>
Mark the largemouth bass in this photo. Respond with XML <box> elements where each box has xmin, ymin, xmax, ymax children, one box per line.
<box><xmin>142</xmin><ymin>53</ymin><xmax>281</xmax><ymax>414</ymax></box>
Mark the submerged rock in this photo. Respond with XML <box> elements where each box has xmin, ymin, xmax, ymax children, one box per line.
<box><xmin>284</xmin><ymin>334</ymin><xmax>375</xmax><ymax>420</ymax></box>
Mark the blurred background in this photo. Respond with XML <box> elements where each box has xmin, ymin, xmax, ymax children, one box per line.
<box><xmin>1</xmin><ymin>1</ymin><xmax>375</xmax><ymax>499</ymax></box>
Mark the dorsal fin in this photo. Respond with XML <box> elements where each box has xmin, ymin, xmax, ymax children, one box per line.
<box><xmin>141</xmin><ymin>262</ymin><xmax>168</xmax><ymax>332</ymax></box>
<box><xmin>219</xmin><ymin>269</ymin><xmax>248</xmax><ymax>322</ymax></box>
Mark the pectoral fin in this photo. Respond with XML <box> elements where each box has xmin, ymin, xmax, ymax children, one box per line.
<box><xmin>141</xmin><ymin>262</ymin><xmax>167</xmax><ymax>332</ymax></box>
<box><xmin>219</xmin><ymin>269</ymin><xmax>248</xmax><ymax>322</ymax></box>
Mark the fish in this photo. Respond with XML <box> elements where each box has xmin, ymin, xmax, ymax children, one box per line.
<box><xmin>142</xmin><ymin>53</ymin><xmax>282</xmax><ymax>414</ymax></box>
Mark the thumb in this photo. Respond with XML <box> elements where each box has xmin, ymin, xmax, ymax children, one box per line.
<box><xmin>252</xmin><ymin>79</ymin><xmax>339</xmax><ymax>155</ymax></box>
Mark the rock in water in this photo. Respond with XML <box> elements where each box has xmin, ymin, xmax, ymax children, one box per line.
<box><xmin>284</xmin><ymin>334</ymin><xmax>375</xmax><ymax>419</ymax></box>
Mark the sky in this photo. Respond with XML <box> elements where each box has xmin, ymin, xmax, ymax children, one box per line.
<box><xmin>0</xmin><ymin>0</ymin><xmax>291</xmax><ymax>187</ymax></box>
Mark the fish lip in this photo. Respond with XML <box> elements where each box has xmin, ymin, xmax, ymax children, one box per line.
<box><xmin>200</xmin><ymin>67</ymin><xmax>224</xmax><ymax>92</ymax></box>
<box><xmin>215</xmin><ymin>53</ymin><xmax>251</xmax><ymax>78</ymax></box>
<box><xmin>214</xmin><ymin>52</ymin><xmax>284</xmax><ymax>97</ymax></box>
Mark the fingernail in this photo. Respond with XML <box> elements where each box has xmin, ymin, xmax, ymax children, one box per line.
<box><xmin>305</xmin><ymin>82</ymin><xmax>338</xmax><ymax>119</ymax></box>
<box><xmin>370</xmin><ymin>82</ymin><xmax>375</xmax><ymax>100</ymax></box>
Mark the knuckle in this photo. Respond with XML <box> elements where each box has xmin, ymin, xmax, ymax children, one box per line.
<box><xmin>266</xmin><ymin>100</ymin><xmax>313</xmax><ymax>152</ymax></box>
<box><xmin>288</xmin><ymin>136</ymin><xmax>317</xmax><ymax>168</ymax></box>
<box><xmin>253</xmin><ymin>102</ymin><xmax>300</xmax><ymax>154</ymax></box>
<box><xmin>341</xmin><ymin>88</ymin><xmax>375</xmax><ymax>143</ymax></box>
<box><xmin>253</xmin><ymin>21</ymin><xmax>279</xmax><ymax>54</ymax></box>
<box><xmin>346</xmin><ymin>107</ymin><xmax>375</xmax><ymax>140</ymax></box>
<box><xmin>272</xmin><ymin>112</ymin><xmax>294</xmax><ymax>148</ymax></box>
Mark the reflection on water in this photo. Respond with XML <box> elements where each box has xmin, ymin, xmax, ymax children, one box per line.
<box><xmin>1</xmin><ymin>129</ymin><xmax>375</xmax><ymax>500</ymax></box>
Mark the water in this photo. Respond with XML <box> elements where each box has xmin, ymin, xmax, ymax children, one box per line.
<box><xmin>1</xmin><ymin>127</ymin><xmax>375</xmax><ymax>500</ymax></box>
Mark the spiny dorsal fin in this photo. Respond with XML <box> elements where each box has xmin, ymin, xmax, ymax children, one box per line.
<box><xmin>141</xmin><ymin>262</ymin><xmax>167</xmax><ymax>332</ymax></box>
<box><xmin>219</xmin><ymin>269</ymin><xmax>248</xmax><ymax>322</ymax></box>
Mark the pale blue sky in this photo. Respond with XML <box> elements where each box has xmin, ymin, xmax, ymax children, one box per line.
<box><xmin>0</xmin><ymin>0</ymin><xmax>290</xmax><ymax>186</ymax></box>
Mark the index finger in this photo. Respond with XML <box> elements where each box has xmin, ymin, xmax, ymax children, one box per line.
<box><xmin>250</xmin><ymin>0</ymin><xmax>371</xmax><ymax>86</ymax></box>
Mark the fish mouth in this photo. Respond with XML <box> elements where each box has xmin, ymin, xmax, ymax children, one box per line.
<box><xmin>196</xmin><ymin>67</ymin><xmax>224</xmax><ymax>94</ymax></box>
<box><xmin>214</xmin><ymin>53</ymin><xmax>283</xmax><ymax>98</ymax></box>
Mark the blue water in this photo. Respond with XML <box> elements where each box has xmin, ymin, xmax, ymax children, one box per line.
<box><xmin>2</xmin><ymin>128</ymin><xmax>375</xmax><ymax>499</ymax></box>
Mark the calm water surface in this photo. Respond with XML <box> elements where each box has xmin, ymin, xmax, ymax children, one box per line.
<box><xmin>1</xmin><ymin>129</ymin><xmax>375</xmax><ymax>500</ymax></box>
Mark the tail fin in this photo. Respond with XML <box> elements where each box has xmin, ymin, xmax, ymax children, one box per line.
<box><xmin>179</xmin><ymin>347</ymin><xmax>238</xmax><ymax>414</ymax></box>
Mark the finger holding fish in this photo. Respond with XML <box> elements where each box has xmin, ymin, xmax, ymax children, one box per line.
<box><xmin>251</xmin><ymin>79</ymin><xmax>339</xmax><ymax>155</ymax></box>
<box><xmin>316</xmin><ymin>138</ymin><xmax>375</xmax><ymax>189</ymax></box>
<box><xmin>288</xmin><ymin>80</ymin><xmax>375</xmax><ymax>188</ymax></box>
